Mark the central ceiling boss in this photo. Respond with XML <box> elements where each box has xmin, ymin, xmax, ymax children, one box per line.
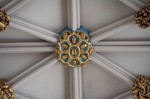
<box><xmin>56</xmin><ymin>26</ymin><xmax>94</xmax><ymax>67</ymax></box>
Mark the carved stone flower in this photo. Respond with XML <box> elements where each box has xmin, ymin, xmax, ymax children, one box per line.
<box><xmin>132</xmin><ymin>75</ymin><xmax>150</xmax><ymax>99</ymax></box>
<box><xmin>0</xmin><ymin>9</ymin><xmax>10</xmax><ymax>31</ymax></box>
<box><xmin>135</xmin><ymin>4</ymin><xmax>150</xmax><ymax>28</ymax></box>
<box><xmin>0</xmin><ymin>79</ymin><xmax>15</xmax><ymax>99</ymax></box>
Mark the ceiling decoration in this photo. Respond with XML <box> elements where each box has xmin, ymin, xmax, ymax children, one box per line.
<box><xmin>0</xmin><ymin>8</ymin><xmax>10</xmax><ymax>31</ymax></box>
<box><xmin>135</xmin><ymin>3</ymin><xmax>150</xmax><ymax>28</ymax></box>
<box><xmin>132</xmin><ymin>75</ymin><xmax>150</xmax><ymax>99</ymax></box>
<box><xmin>56</xmin><ymin>27</ymin><xmax>94</xmax><ymax>67</ymax></box>
<box><xmin>0</xmin><ymin>79</ymin><xmax>15</xmax><ymax>99</ymax></box>
<box><xmin>0</xmin><ymin>0</ymin><xmax>150</xmax><ymax>98</ymax></box>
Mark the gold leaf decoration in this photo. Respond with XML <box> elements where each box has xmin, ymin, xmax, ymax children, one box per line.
<box><xmin>56</xmin><ymin>31</ymin><xmax>94</xmax><ymax>67</ymax></box>
<box><xmin>0</xmin><ymin>79</ymin><xmax>15</xmax><ymax>99</ymax></box>
<box><xmin>135</xmin><ymin>3</ymin><xmax>150</xmax><ymax>28</ymax></box>
<box><xmin>0</xmin><ymin>9</ymin><xmax>10</xmax><ymax>31</ymax></box>
<box><xmin>132</xmin><ymin>75</ymin><xmax>150</xmax><ymax>99</ymax></box>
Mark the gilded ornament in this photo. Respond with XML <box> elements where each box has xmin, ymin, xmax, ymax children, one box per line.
<box><xmin>72</xmin><ymin>35</ymin><xmax>77</xmax><ymax>44</ymax></box>
<box><xmin>81</xmin><ymin>44</ymin><xmax>87</xmax><ymax>49</ymax></box>
<box><xmin>0</xmin><ymin>9</ymin><xmax>10</xmax><ymax>31</ymax></box>
<box><xmin>56</xmin><ymin>28</ymin><xmax>94</xmax><ymax>67</ymax></box>
<box><xmin>62</xmin><ymin>55</ymin><xmax>68</xmax><ymax>60</ymax></box>
<box><xmin>81</xmin><ymin>54</ymin><xmax>87</xmax><ymax>59</ymax></box>
<box><xmin>132</xmin><ymin>75</ymin><xmax>150</xmax><ymax>99</ymax></box>
<box><xmin>72</xmin><ymin>59</ymin><xmax>77</xmax><ymax>65</ymax></box>
<box><xmin>0</xmin><ymin>79</ymin><xmax>15</xmax><ymax>99</ymax></box>
<box><xmin>62</xmin><ymin>33</ymin><xmax>68</xmax><ymax>39</ymax></box>
<box><xmin>135</xmin><ymin>3</ymin><xmax>150</xmax><ymax>28</ymax></box>
<box><xmin>62</xmin><ymin>43</ymin><xmax>69</xmax><ymax>49</ymax></box>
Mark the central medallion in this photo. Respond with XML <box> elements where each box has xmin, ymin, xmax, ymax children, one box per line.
<box><xmin>56</xmin><ymin>27</ymin><xmax>94</xmax><ymax>67</ymax></box>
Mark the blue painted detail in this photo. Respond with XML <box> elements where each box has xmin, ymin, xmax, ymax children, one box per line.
<box><xmin>78</xmin><ymin>26</ymin><xmax>90</xmax><ymax>35</ymax></box>
<box><xmin>57</xmin><ymin>26</ymin><xmax>93</xmax><ymax>67</ymax></box>
<box><xmin>61</xmin><ymin>53</ymin><xmax>69</xmax><ymax>62</ymax></box>
<box><xmin>80</xmin><ymin>53</ymin><xmax>88</xmax><ymax>62</ymax></box>
<box><xmin>69</xmin><ymin>35</ymin><xmax>80</xmax><ymax>44</ymax></box>
<box><xmin>59</xmin><ymin>26</ymin><xmax>90</xmax><ymax>37</ymax></box>
<box><xmin>61</xmin><ymin>41</ymin><xmax>69</xmax><ymax>51</ymax></box>
<box><xmin>79</xmin><ymin>26</ymin><xmax>91</xmax><ymax>42</ymax></box>
<box><xmin>59</xmin><ymin>27</ymin><xmax>71</xmax><ymax>36</ymax></box>
<box><xmin>70</xmin><ymin>46</ymin><xmax>79</xmax><ymax>58</ymax></box>
<box><xmin>80</xmin><ymin>41</ymin><xmax>88</xmax><ymax>52</ymax></box>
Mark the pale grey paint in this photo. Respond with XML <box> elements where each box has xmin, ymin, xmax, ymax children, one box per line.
<box><xmin>0</xmin><ymin>0</ymin><xmax>149</xmax><ymax>99</ymax></box>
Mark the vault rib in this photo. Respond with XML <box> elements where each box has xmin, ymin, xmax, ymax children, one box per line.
<box><xmin>67</xmin><ymin>0</ymin><xmax>83</xmax><ymax>99</ymax></box>
<box><xmin>90</xmin><ymin>15</ymin><xmax>134</xmax><ymax>43</ymax></box>
<box><xmin>2</xmin><ymin>0</ymin><xmax>18</xmax><ymax>10</ymax></box>
<box><xmin>0</xmin><ymin>42</ymin><xmax>52</xmax><ymax>47</ymax></box>
<box><xmin>77</xmin><ymin>0</ymin><xmax>80</xmax><ymax>29</ymax></box>
<box><xmin>67</xmin><ymin>0</ymin><xmax>71</xmax><ymax>28</ymax></box>
<box><xmin>67</xmin><ymin>0</ymin><xmax>80</xmax><ymax>28</ymax></box>
<box><xmin>0</xmin><ymin>47</ymin><xmax>55</xmax><ymax>53</ymax></box>
<box><xmin>119</xmin><ymin>0</ymin><xmax>144</xmax><ymax>11</ymax></box>
<box><xmin>112</xmin><ymin>91</ymin><xmax>133</xmax><ymax>99</ymax></box>
<box><xmin>3</xmin><ymin>0</ymin><xmax>31</xmax><ymax>15</ymax></box>
<box><xmin>10</xmin><ymin>16</ymin><xmax>58</xmax><ymax>43</ymax></box>
<box><xmin>94</xmin><ymin>45</ymin><xmax>150</xmax><ymax>52</ymax></box>
<box><xmin>68</xmin><ymin>0</ymin><xmax>81</xmax><ymax>30</ymax></box>
<box><xmin>91</xmin><ymin>52</ymin><xmax>136</xmax><ymax>85</ymax></box>
<box><xmin>0</xmin><ymin>42</ymin><xmax>55</xmax><ymax>53</ymax></box>
<box><xmin>9</xmin><ymin>53</ymin><xmax>57</xmax><ymax>89</ymax></box>
<box><xmin>93</xmin><ymin>41</ymin><xmax>150</xmax><ymax>46</ymax></box>
<box><xmin>15</xmin><ymin>93</ymin><xmax>30</xmax><ymax>99</ymax></box>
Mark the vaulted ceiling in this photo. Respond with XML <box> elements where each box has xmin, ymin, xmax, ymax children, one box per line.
<box><xmin>0</xmin><ymin>0</ymin><xmax>150</xmax><ymax>99</ymax></box>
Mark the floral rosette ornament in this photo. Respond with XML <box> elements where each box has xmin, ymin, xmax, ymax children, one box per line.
<box><xmin>135</xmin><ymin>3</ymin><xmax>150</xmax><ymax>28</ymax></box>
<box><xmin>0</xmin><ymin>79</ymin><xmax>15</xmax><ymax>99</ymax></box>
<box><xmin>0</xmin><ymin>8</ymin><xmax>10</xmax><ymax>31</ymax></box>
<box><xmin>132</xmin><ymin>75</ymin><xmax>150</xmax><ymax>99</ymax></box>
<box><xmin>56</xmin><ymin>27</ymin><xmax>94</xmax><ymax>67</ymax></box>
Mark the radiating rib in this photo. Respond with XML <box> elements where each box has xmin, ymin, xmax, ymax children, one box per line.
<box><xmin>69</xmin><ymin>67</ymin><xmax>82</xmax><ymax>99</ymax></box>
<box><xmin>9</xmin><ymin>54</ymin><xmax>57</xmax><ymax>89</ymax></box>
<box><xmin>68</xmin><ymin>0</ymin><xmax>82</xmax><ymax>99</ymax></box>
<box><xmin>15</xmin><ymin>94</ymin><xmax>30</xmax><ymax>99</ymax></box>
<box><xmin>78</xmin><ymin>67</ymin><xmax>82</xmax><ymax>99</ymax></box>
<box><xmin>10</xmin><ymin>16</ymin><xmax>58</xmax><ymax>43</ymax></box>
<box><xmin>112</xmin><ymin>91</ymin><xmax>134</xmax><ymax>99</ymax></box>
<box><xmin>2</xmin><ymin>0</ymin><xmax>18</xmax><ymax>10</ymax></box>
<box><xmin>93</xmin><ymin>41</ymin><xmax>150</xmax><ymax>46</ymax></box>
<box><xmin>90</xmin><ymin>15</ymin><xmax>134</xmax><ymax>43</ymax></box>
<box><xmin>91</xmin><ymin>52</ymin><xmax>136</xmax><ymax>85</ymax></box>
<box><xmin>0</xmin><ymin>42</ymin><xmax>52</xmax><ymax>47</ymax></box>
<box><xmin>68</xmin><ymin>0</ymin><xmax>80</xmax><ymax>30</ymax></box>
<box><xmin>77</xmin><ymin>0</ymin><xmax>80</xmax><ymax>29</ymax></box>
<box><xmin>0</xmin><ymin>42</ymin><xmax>54</xmax><ymax>53</ymax></box>
<box><xmin>119</xmin><ymin>0</ymin><xmax>144</xmax><ymax>11</ymax></box>
<box><xmin>67</xmin><ymin>0</ymin><xmax>71</xmax><ymax>28</ymax></box>
<box><xmin>94</xmin><ymin>46</ymin><xmax>150</xmax><ymax>52</ymax></box>
<box><xmin>0</xmin><ymin>47</ymin><xmax>55</xmax><ymax>53</ymax></box>
<box><xmin>3</xmin><ymin>0</ymin><xmax>31</xmax><ymax>15</ymax></box>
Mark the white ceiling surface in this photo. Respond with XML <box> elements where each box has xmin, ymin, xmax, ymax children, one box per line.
<box><xmin>0</xmin><ymin>27</ymin><xmax>44</xmax><ymax>42</ymax></box>
<box><xmin>105</xmin><ymin>23</ymin><xmax>150</xmax><ymax>41</ymax></box>
<box><xmin>80</xmin><ymin>0</ymin><xmax>134</xmax><ymax>32</ymax></box>
<box><xmin>0</xmin><ymin>53</ymin><xmax>48</xmax><ymax>80</ymax></box>
<box><xmin>11</xmin><ymin>0</ymin><xmax>67</xmax><ymax>33</ymax></box>
<box><xmin>100</xmin><ymin>52</ymin><xmax>150</xmax><ymax>77</ymax></box>
<box><xmin>16</xmin><ymin>62</ymin><xmax>69</xmax><ymax>99</ymax></box>
<box><xmin>11</xmin><ymin>0</ymin><xmax>134</xmax><ymax>33</ymax></box>
<box><xmin>0</xmin><ymin>0</ymin><xmax>149</xmax><ymax>99</ymax></box>
<box><xmin>0</xmin><ymin>0</ymin><xmax>11</xmax><ymax>7</ymax></box>
<box><xmin>82</xmin><ymin>62</ymin><xmax>129</xmax><ymax>99</ymax></box>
